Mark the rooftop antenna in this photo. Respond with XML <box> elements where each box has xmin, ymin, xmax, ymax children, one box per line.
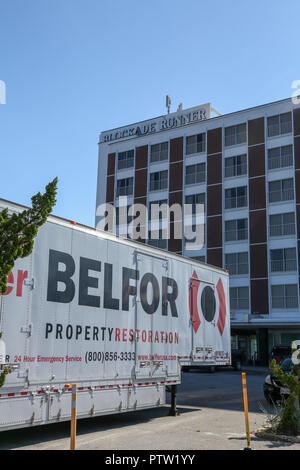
<box><xmin>177</xmin><ymin>103</ymin><xmax>183</xmax><ymax>111</ymax></box>
<box><xmin>166</xmin><ymin>95</ymin><xmax>171</xmax><ymax>114</ymax></box>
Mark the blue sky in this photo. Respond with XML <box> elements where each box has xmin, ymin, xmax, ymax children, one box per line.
<box><xmin>0</xmin><ymin>0</ymin><xmax>299</xmax><ymax>226</ymax></box>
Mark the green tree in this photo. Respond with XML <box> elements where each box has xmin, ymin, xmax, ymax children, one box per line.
<box><xmin>270</xmin><ymin>358</ymin><xmax>300</xmax><ymax>435</ymax></box>
<box><xmin>0</xmin><ymin>177</ymin><xmax>58</xmax><ymax>387</ymax></box>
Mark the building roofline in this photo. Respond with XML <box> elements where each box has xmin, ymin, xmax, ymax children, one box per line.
<box><xmin>99</xmin><ymin>96</ymin><xmax>296</xmax><ymax>139</ymax></box>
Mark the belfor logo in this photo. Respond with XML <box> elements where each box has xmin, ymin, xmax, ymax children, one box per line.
<box><xmin>189</xmin><ymin>271</ymin><xmax>226</xmax><ymax>335</ymax></box>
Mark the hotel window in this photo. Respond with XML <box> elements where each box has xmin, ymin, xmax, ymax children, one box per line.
<box><xmin>230</xmin><ymin>286</ymin><xmax>249</xmax><ymax>310</ymax></box>
<box><xmin>149</xmin><ymin>170</ymin><xmax>168</xmax><ymax>191</ymax></box>
<box><xmin>225</xmin><ymin>186</ymin><xmax>247</xmax><ymax>209</ymax></box>
<box><xmin>185</xmin><ymin>163</ymin><xmax>206</xmax><ymax>185</ymax></box>
<box><xmin>148</xmin><ymin>200</ymin><xmax>168</xmax><ymax>249</ymax></box>
<box><xmin>148</xmin><ymin>199</ymin><xmax>168</xmax><ymax>223</ymax></box>
<box><xmin>224</xmin><ymin>123</ymin><xmax>246</xmax><ymax>147</ymax></box>
<box><xmin>225</xmin><ymin>218</ymin><xmax>248</xmax><ymax>242</ymax></box>
<box><xmin>186</xmin><ymin>133</ymin><xmax>206</xmax><ymax>155</ymax></box>
<box><xmin>116</xmin><ymin>177</ymin><xmax>133</xmax><ymax>197</ymax></box>
<box><xmin>268</xmin><ymin>145</ymin><xmax>293</xmax><ymax>170</ymax></box>
<box><xmin>225</xmin><ymin>154</ymin><xmax>247</xmax><ymax>177</ymax></box>
<box><xmin>117</xmin><ymin>150</ymin><xmax>134</xmax><ymax>170</ymax></box>
<box><xmin>271</xmin><ymin>284</ymin><xmax>298</xmax><ymax>309</ymax></box>
<box><xmin>191</xmin><ymin>255</ymin><xmax>205</xmax><ymax>263</ymax></box>
<box><xmin>150</xmin><ymin>142</ymin><xmax>168</xmax><ymax>163</ymax></box>
<box><xmin>270</xmin><ymin>248</ymin><xmax>297</xmax><ymax>272</ymax></box>
<box><xmin>225</xmin><ymin>252</ymin><xmax>249</xmax><ymax>275</ymax></box>
<box><xmin>269</xmin><ymin>212</ymin><xmax>295</xmax><ymax>237</ymax></box>
<box><xmin>147</xmin><ymin>229</ymin><xmax>167</xmax><ymax>249</ymax></box>
<box><xmin>269</xmin><ymin>178</ymin><xmax>294</xmax><ymax>203</ymax></box>
<box><xmin>185</xmin><ymin>193</ymin><xmax>205</xmax><ymax>214</ymax></box>
<box><xmin>115</xmin><ymin>205</ymin><xmax>134</xmax><ymax>226</ymax></box>
<box><xmin>267</xmin><ymin>112</ymin><xmax>292</xmax><ymax>138</ymax></box>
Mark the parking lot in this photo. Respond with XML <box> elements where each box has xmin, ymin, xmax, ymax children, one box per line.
<box><xmin>1</xmin><ymin>368</ymin><xmax>300</xmax><ymax>451</ymax></box>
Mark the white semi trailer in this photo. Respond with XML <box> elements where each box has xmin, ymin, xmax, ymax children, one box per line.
<box><xmin>0</xmin><ymin>198</ymin><xmax>230</xmax><ymax>431</ymax></box>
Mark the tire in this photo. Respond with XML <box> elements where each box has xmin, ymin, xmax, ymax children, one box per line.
<box><xmin>209</xmin><ymin>366</ymin><xmax>216</xmax><ymax>373</ymax></box>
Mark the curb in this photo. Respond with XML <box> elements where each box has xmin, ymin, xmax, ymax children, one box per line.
<box><xmin>255</xmin><ymin>426</ymin><xmax>300</xmax><ymax>444</ymax></box>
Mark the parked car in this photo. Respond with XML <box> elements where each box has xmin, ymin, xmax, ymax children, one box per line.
<box><xmin>263</xmin><ymin>358</ymin><xmax>298</xmax><ymax>404</ymax></box>
<box><xmin>269</xmin><ymin>345</ymin><xmax>292</xmax><ymax>365</ymax></box>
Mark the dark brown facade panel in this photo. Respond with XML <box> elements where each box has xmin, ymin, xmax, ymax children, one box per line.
<box><xmin>133</xmin><ymin>196</ymin><xmax>147</xmax><ymax>209</ymax></box>
<box><xmin>134</xmin><ymin>168</ymin><xmax>148</xmax><ymax>199</ymax></box>
<box><xmin>248</xmin><ymin>144</ymin><xmax>265</xmax><ymax>178</ymax></box>
<box><xmin>293</xmin><ymin>107</ymin><xmax>300</xmax><ymax>137</ymax></box>
<box><xmin>207</xmin><ymin>127</ymin><xmax>222</xmax><ymax>155</ymax></box>
<box><xmin>170</xmin><ymin>137</ymin><xmax>183</xmax><ymax>163</ymax></box>
<box><xmin>250</xmin><ymin>279</ymin><xmax>269</xmax><ymax>315</ymax></box>
<box><xmin>249</xmin><ymin>209</ymin><xmax>267</xmax><ymax>244</ymax></box>
<box><xmin>250</xmin><ymin>244</ymin><xmax>268</xmax><ymax>279</ymax></box>
<box><xmin>294</xmin><ymin>136</ymin><xmax>300</xmax><ymax>170</ymax></box>
<box><xmin>207</xmin><ymin>248</ymin><xmax>223</xmax><ymax>269</ymax></box>
<box><xmin>207</xmin><ymin>184</ymin><xmax>222</xmax><ymax>216</ymax></box>
<box><xmin>169</xmin><ymin>191</ymin><xmax>182</xmax><ymax>222</ymax></box>
<box><xmin>296</xmin><ymin>170</ymin><xmax>300</xmax><ymax>205</ymax></box>
<box><xmin>169</xmin><ymin>190</ymin><xmax>182</xmax><ymax>207</ymax></box>
<box><xmin>106</xmin><ymin>175</ymin><xmax>115</xmax><ymax>203</ymax></box>
<box><xmin>107</xmin><ymin>153</ymin><xmax>116</xmax><ymax>176</ymax></box>
<box><xmin>169</xmin><ymin>161</ymin><xmax>183</xmax><ymax>192</ymax></box>
<box><xmin>207</xmin><ymin>215</ymin><xmax>222</xmax><ymax>249</ymax></box>
<box><xmin>168</xmin><ymin>220</ymin><xmax>182</xmax><ymax>253</ymax></box>
<box><xmin>207</xmin><ymin>153</ymin><xmax>222</xmax><ymax>185</ymax></box>
<box><xmin>135</xmin><ymin>145</ymin><xmax>148</xmax><ymax>170</ymax></box>
<box><xmin>249</xmin><ymin>176</ymin><xmax>266</xmax><ymax>211</ymax></box>
<box><xmin>248</xmin><ymin>117</ymin><xmax>265</xmax><ymax>146</ymax></box>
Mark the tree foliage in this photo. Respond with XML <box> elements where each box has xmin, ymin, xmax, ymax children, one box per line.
<box><xmin>0</xmin><ymin>178</ymin><xmax>58</xmax><ymax>388</ymax></box>
<box><xmin>0</xmin><ymin>177</ymin><xmax>58</xmax><ymax>294</ymax></box>
<box><xmin>270</xmin><ymin>358</ymin><xmax>300</xmax><ymax>435</ymax></box>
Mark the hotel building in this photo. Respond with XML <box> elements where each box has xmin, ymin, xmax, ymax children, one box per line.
<box><xmin>96</xmin><ymin>97</ymin><xmax>300</xmax><ymax>365</ymax></box>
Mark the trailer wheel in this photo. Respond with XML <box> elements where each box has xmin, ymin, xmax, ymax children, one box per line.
<box><xmin>209</xmin><ymin>366</ymin><xmax>216</xmax><ymax>373</ymax></box>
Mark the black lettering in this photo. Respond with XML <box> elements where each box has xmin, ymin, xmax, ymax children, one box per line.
<box><xmin>66</xmin><ymin>324</ymin><xmax>73</xmax><ymax>339</ymax></box>
<box><xmin>76</xmin><ymin>325</ymin><xmax>82</xmax><ymax>339</ymax></box>
<box><xmin>47</xmin><ymin>250</ymin><xmax>75</xmax><ymax>303</ymax></box>
<box><xmin>45</xmin><ymin>323</ymin><xmax>53</xmax><ymax>338</ymax></box>
<box><xmin>93</xmin><ymin>326</ymin><xmax>99</xmax><ymax>340</ymax></box>
<box><xmin>162</xmin><ymin>277</ymin><xmax>178</xmax><ymax>317</ymax></box>
<box><xmin>140</xmin><ymin>273</ymin><xmax>160</xmax><ymax>314</ymax></box>
<box><xmin>122</xmin><ymin>267</ymin><xmax>139</xmax><ymax>311</ymax></box>
<box><xmin>78</xmin><ymin>257</ymin><xmax>101</xmax><ymax>307</ymax></box>
<box><xmin>56</xmin><ymin>324</ymin><xmax>63</xmax><ymax>339</ymax></box>
<box><xmin>85</xmin><ymin>326</ymin><xmax>91</xmax><ymax>340</ymax></box>
<box><xmin>103</xmin><ymin>263</ymin><xmax>119</xmax><ymax>310</ymax></box>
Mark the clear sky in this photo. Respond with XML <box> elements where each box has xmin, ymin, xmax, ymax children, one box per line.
<box><xmin>0</xmin><ymin>0</ymin><xmax>299</xmax><ymax>226</ymax></box>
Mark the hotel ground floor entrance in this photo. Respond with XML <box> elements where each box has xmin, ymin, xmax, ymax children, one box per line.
<box><xmin>231</xmin><ymin>326</ymin><xmax>300</xmax><ymax>366</ymax></box>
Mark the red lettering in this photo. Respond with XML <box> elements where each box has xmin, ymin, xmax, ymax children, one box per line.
<box><xmin>169</xmin><ymin>332</ymin><xmax>173</xmax><ymax>343</ymax></box>
<box><xmin>115</xmin><ymin>328</ymin><xmax>120</xmax><ymax>341</ymax></box>
<box><xmin>122</xmin><ymin>328</ymin><xmax>127</xmax><ymax>342</ymax></box>
<box><xmin>17</xmin><ymin>270</ymin><xmax>28</xmax><ymax>297</ymax></box>
<box><xmin>129</xmin><ymin>329</ymin><xmax>134</xmax><ymax>342</ymax></box>
<box><xmin>148</xmin><ymin>330</ymin><xmax>153</xmax><ymax>343</ymax></box>
<box><xmin>175</xmin><ymin>332</ymin><xmax>179</xmax><ymax>344</ymax></box>
<box><xmin>154</xmin><ymin>331</ymin><xmax>159</xmax><ymax>343</ymax></box>
<box><xmin>142</xmin><ymin>330</ymin><xmax>146</xmax><ymax>342</ymax></box>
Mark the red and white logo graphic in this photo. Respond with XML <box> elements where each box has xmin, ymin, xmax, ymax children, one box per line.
<box><xmin>189</xmin><ymin>271</ymin><xmax>226</xmax><ymax>336</ymax></box>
